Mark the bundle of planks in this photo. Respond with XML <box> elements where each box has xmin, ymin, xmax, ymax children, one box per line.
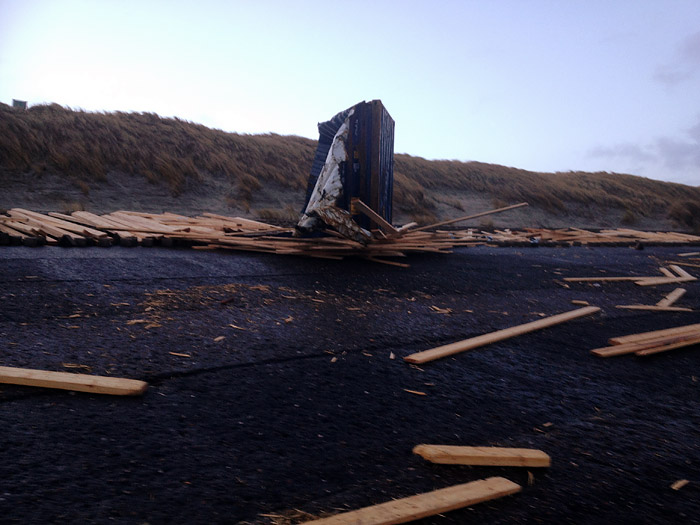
<box><xmin>0</xmin><ymin>207</ymin><xmax>483</xmax><ymax>264</ymax></box>
<box><xmin>2</xmin><ymin>206</ymin><xmax>700</xmax><ymax>265</ymax></box>
<box><xmin>591</xmin><ymin>323</ymin><xmax>700</xmax><ymax>357</ymax></box>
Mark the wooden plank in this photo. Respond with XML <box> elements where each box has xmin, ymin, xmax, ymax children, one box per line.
<box><xmin>656</xmin><ymin>288</ymin><xmax>687</xmax><ymax>307</ymax></box>
<box><xmin>634</xmin><ymin>276</ymin><xmax>696</xmax><ymax>286</ymax></box>
<box><xmin>670</xmin><ymin>261</ymin><xmax>700</xmax><ymax>269</ymax></box>
<box><xmin>563</xmin><ymin>276</ymin><xmax>647</xmax><ymax>282</ymax></box>
<box><xmin>413</xmin><ymin>445</ymin><xmax>550</xmax><ymax>467</ymax></box>
<box><xmin>0</xmin><ymin>222</ymin><xmax>31</xmax><ymax>239</ymax></box>
<box><xmin>71</xmin><ymin>211</ymin><xmax>126</xmax><ymax>229</ymax></box>
<box><xmin>7</xmin><ymin>211</ymin><xmax>83</xmax><ymax>242</ymax></box>
<box><xmin>679</xmin><ymin>252</ymin><xmax>700</xmax><ymax>257</ymax></box>
<box><xmin>351</xmin><ymin>198</ymin><xmax>399</xmax><ymax>235</ymax></box>
<box><xmin>591</xmin><ymin>332</ymin><xmax>700</xmax><ymax>357</ymax></box>
<box><xmin>615</xmin><ymin>305</ymin><xmax>693</xmax><ymax>312</ymax></box>
<box><xmin>669</xmin><ymin>265</ymin><xmax>696</xmax><ymax>280</ymax></box>
<box><xmin>635</xmin><ymin>335</ymin><xmax>700</xmax><ymax>356</ymax></box>
<box><xmin>608</xmin><ymin>323</ymin><xmax>700</xmax><ymax>345</ymax></box>
<box><xmin>200</xmin><ymin>212</ymin><xmax>286</xmax><ymax>230</ymax></box>
<box><xmin>42</xmin><ymin>214</ymin><xmax>109</xmax><ymax>239</ymax></box>
<box><xmin>0</xmin><ymin>366</ymin><xmax>147</xmax><ymax>395</ymax></box>
<box><xmin>0</xmin><ymin>219</ymin><xmax>47</xmax><ymax>237</ymax></box>
<box><xmin>110</xmin><ymin>211</ymin><xmax>182</xmax><ymax>233</ymax></box>
<box><xmin>299</xmin><ymin>477</ymin><xmax>521</xmax><ymax>525</ymax></box>
<box><xmin>404</xmin><ymin>306</ymin><xmax>600</xmax><ymax>364</ymax></box>
<box><xmin>12</xmin><ymin>209</ymin><xmax>107</xmax><ymax>238</ymax></box>
<box><xmin>411</xmin><ymin>202</ymin><xmax>529</xmax><ymax>232</ymax></box>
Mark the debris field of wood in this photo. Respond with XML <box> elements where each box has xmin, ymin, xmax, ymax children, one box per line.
<box><xmin>2</xmin><ymin>205</ymin><xmax>700</xmax><ymax>269</ymax></box>
<box><xmin>2</xmin><ymin>203</ymin><xmax>699</xmax><ymax>523</ymax></box>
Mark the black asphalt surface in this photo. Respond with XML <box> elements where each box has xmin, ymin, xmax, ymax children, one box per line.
<box><xmin>1</xmin><ymin>245</ymin><xmax>699</xmax><ymax>524</ymax></box>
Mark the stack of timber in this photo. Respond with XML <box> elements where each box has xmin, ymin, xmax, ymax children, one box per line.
<box><xmin>590</xmin><ymin>323</ymin><xmax>700</xmax><ymax>357</ymax></box>
<box><xmin>2</xmin><ymin>207</ymin><xmax>700</xmax><ymax>264</ymax></box>
<box><xmin>0</xmin><ymin>208</ymin><xmax>480</xmax><ymax>264</ymax></box>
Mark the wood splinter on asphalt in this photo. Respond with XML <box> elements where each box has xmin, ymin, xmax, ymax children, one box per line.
<box><xmin>413</xmin><ymin>444</ymin><xmax>551</xmax><ymax>467</ymax></box>
<box><xmin>0</xmin><ymin>365</ymin><xmax>148</xmax><ymax>395</ymax></box>
<box><xmin>300</xmin><ymin>477</ymin><xmax>521</xmax><ymax>525</ymax></box>
<box><xmin>404</xmin><ymin>306</ymin><xmax>600</xmax><ymax>364</ymax></box>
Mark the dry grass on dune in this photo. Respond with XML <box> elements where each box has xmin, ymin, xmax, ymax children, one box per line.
<box><xmin>1</xmin><ymin>102</ymin><xmax>699</xmax><ymax>230</ymax></box>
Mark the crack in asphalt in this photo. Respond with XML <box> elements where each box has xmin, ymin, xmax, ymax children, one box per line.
<box><xmin>0</xmin><ymin>271</ymin><xmax>333</xmax><ymax>285</ymax></box>
<box><xmin>142</xmin><ymin>351</ymin><xmax>333</xmax><ymax>385</ymax></box>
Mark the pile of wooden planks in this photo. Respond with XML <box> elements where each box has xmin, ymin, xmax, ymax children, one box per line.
<box><xmin>591</xmin><ymin>323</ymin><xmax>700</xmax><ymax>357</ymax></box>
<box><xmin>517</xmin><ymin>227</ymin><xmax>700</xmax><ymax>245</ymax></box>
<box><xmin>2</xmin><ymin>207</ymin><xmax>700</xmax><ymax>265</ymax></box>
<box><xmin>413</xmin><ymin>226</ymin><xmax>700</xmax><ymax>247</ymax></box>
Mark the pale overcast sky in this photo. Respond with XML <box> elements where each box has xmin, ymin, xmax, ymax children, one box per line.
<box><xmin>1</xmin><ymin>0</ymin><xmax>699</xmax><ymax>186</ymax></box>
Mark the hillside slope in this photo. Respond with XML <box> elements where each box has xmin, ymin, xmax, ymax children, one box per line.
<box><xmin>1</xmin><ymin>102</ymin><xmax>698</xmax><ymax>231</ymax></box>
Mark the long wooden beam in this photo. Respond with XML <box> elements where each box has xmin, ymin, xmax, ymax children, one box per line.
<box><xmin>404</xmin><ymin>306</ymin><xmax>600</xmax><ymax>364</ymax></box>
<box><xmin>591</xmin><ymin>333</ymin><xmax>700</xmax><ymax>357</ymax></box>
<box><xmin>350</xmin><ymin>198</ymin><xmax>399</xmax><ymax>236</ymax></box>
<box><xmin>636</xmin><ymin>336</ymin><xmax>700</xmax><ymax>356</ymax></box>
<box><xmin>615</xmin><ymin>305</ymin><xmax>693</xmax><ymax>312</ymax></box>
<box><xmin>300</xmin><ymin>477</ymin><xmax>521</xmax><ymax>525</ymax></box>
<box><xmin>657</xmin><ymin>288</ymin><xmax>687</xmax><ymax>307</ymax></box>
<box><xmin>0</xmin><ymin>366</ymin><xmax>148</xmax><ymax>395</ymax></box>
<box><xmin>410</xmin><ymin>202</ymin><xmax>529</xmax><ymax>232</ymax></box>
<box><xmin>608</xmin><ymin>323</ymin><xmax>700</xmax><ymax>345</ymax></box>
<box><xmin>413</xmin><ymin>445</ymin><xmax>551</xmax><ymax>467</ymax></box>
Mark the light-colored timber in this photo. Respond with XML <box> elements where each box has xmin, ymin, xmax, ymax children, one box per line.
<box><xmin>413</xmin><ymin>444</ymin><xmax>551</xmax><ymax>467</ymax></box>
<box><xmin>300</xmin><ymin>477</ymin><xmax>521</xmax><ymax>525</ymax></box>
<box><xmin>0</xmin><ymin>366</ymin><xmax>147</xmax><ymax>395</ymax></box>
<box><xmin>404</xmin><ymin>306</ymin><xmax>600</xmax><ymax>364</ymax></box>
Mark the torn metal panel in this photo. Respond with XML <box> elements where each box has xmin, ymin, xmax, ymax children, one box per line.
<box><xmin>297</xmin><ymin>110</ymin><xmax>353</xmax><ymax>232</ymax></box>
<box><xmin>302</xmin><ymin>106</ymin><xmax>355</xmax><ymax>210</ymax></box>
<box><xmin>297</xmin><ymin>100</ymin><xmax>395</xmax><ymax>238</ymax></box>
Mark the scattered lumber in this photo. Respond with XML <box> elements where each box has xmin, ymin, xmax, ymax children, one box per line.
<box><xmin>413</xmin><ymin>445</ymin><xmax>551</xmax><ymax>467</ymax></box>
<box><xmin>616</xmin><ymin>285</ymin><xmax>693</xmax><ymax>310</ymax></box>
<box><xmin>404</xmin><ymin>306</ymin><xmax>600</xmax><ymax>364</ymax></box>
<box><xmin>300</xmin><ymin>477</ymin><xmax>521</xmax><ymax>525</ymax></box>
<box><xmin>608</xmin><ymin>323</ymin><xmax>700</xmax><ymax>345</ymax></box>
<box><xmin>615</xmin><ymin>305</ymin><xmax>693</xmax><ymax>312</ymax></box>
<box><xmin>657</xmin><ymin>288</ymin><xmax>687</xmax><ymax>307</ymax></box>
<box><xmin>2</xmin><ymin>208</ymin><xmax>700</xmax><ymax>265</ymax></box>
<box><xmin>564</xmin><ymin>266</ymin><xmax>697</xmax><ymax>286</ymax></box>
<box><xmin>0</xmin><ymin>365</ymin><xmax>148</xmax><ymax>395</ymax></box>
<box><xmin>591</xmin><ymin>323</ymin><xmax>700</xmax><ymax>357</ymax></box>
<box><xmin>634</xmin><ymin>266</ymin><xmax>697</xmax><ymax>286</ymax></box>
